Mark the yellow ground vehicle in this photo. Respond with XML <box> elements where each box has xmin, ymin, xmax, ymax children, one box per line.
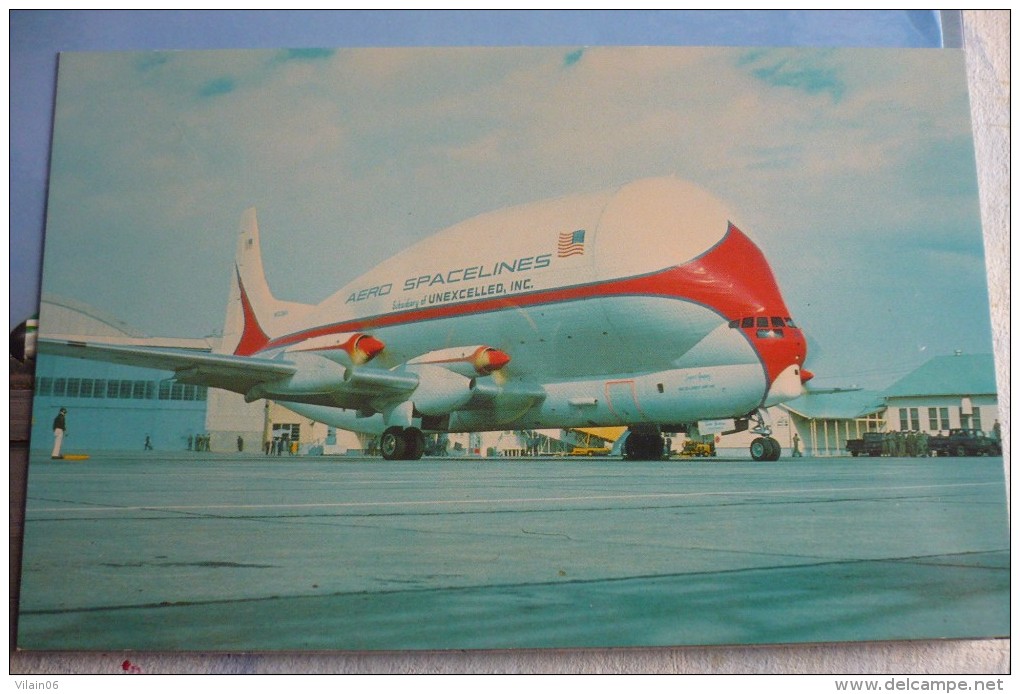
<box><xmin>678</xmin><ymin>440</ymin><xmax>716</xmax><ymax>458</ymax></box>
<box><xmin>568</xmin><ymin>446</ymin><xmax>611</xmax><ymax>457</ymax></box>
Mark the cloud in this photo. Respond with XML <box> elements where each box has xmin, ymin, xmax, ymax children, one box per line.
<box><xmin>740</xmin><ymin>50</ymin><xmax>846</xmax><ymax>102</ymax></box>
<box><xmin>278</xmin><ymin>48</ymin><xmax>335</xmax><ymax>62</ymax></box>
<box><xmin>563</xmin><ymin>48</ymin><xmax>584</xmax><ymax>67</ymax></box>
<box><xmin>198</xmin><ymin>76</ymin><xmax>237</xmax><ymax>98</ymax></box>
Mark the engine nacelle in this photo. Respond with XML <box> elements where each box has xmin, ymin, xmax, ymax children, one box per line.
<box><xmin>245</xmin><ymin>352</ymin><xmax>348</xmax><ymax>403</ymax></box>
<box><xmin>406</xmin><ymin>364</ymin><xmax>473</xmax><ymax>416</ymax></box>
<box><xmin>285</xmin><ymin>331</ymin><xmax>385</xmax><ymax>365</ymax></box>
<box><xmin>407</xmin><ymin>345</ymin><xmax>510</xmax><ymax>377</ymax></box>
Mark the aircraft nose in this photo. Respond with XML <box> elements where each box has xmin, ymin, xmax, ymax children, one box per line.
<box><xmin>764</xmin><ymin>363</ymin><xmax>809</xmax><ymax>407</ymax></box>
<box><xmin>800</xmin><ymin>369</ymin><xmax>814</xmax><ymax>384</ymax></box>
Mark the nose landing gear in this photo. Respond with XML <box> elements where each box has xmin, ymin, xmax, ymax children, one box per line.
<box><xmin>750</xmin><ymin>436</ymin><xmax>781</xmax><ymax>461</ymax></box>
<box><xmin>748</xmin><ymin>408</ymin><xmax>782</xmax><ymax>461</ymax></box>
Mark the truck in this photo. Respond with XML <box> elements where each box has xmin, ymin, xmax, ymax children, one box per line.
<box><xmin>567</xmin><ymin>446</ymin><xmax>611</xmax><ymax>457</ymax></box>
<box><xmin>677</xmin><ymin>439</ymin><xmax>717</xmax><ymax>458</ymax></box>
<box><xmin>845</xmin><ymin>431</ymin><xmax>886</xmax><ymax>457</ymax></box>
<box><xmin>926</xmin><ymin>429</ymin><xmax>1002</xmax><ymax>457</ymax></box>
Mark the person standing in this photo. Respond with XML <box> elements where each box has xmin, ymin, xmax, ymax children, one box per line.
<box><xmin>51</xmin><ymin>407</ymin><xmax>67</xmax><ymax>459</ymax></box>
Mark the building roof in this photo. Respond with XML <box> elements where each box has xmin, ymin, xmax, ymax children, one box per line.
<box><xmin>883</xmin><ymin>353</ymin><xmax>998</xmax><ymax>398</ymax></box>
<box><xmin>780</xmin><ymin>389</ymin><xmax>886</xmax><ymax>420</ymax></box>
<box><xmin>39</xmin><ymin>294</ymin><xmax>218</xmax><ymax>351</ymax></box>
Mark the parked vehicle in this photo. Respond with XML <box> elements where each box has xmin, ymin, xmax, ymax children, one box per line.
<box><xmin>845</xmin><ymin>432</ymin><xmax>886</xmax><ymax>457</ymax></box>
<box><xmin>568</xmin><ymin>446</ymin><xmax>611</xmax><ymax>457</ymax></box>
<box><xmin>927</xmin><ymin>429</ymin><xmax>1002</xmax><ymax>457</ymax></box>
<box><xmin>677</xmin><ymin>440</ymin><xmax>717</xmax><ymax>457</ymax></box>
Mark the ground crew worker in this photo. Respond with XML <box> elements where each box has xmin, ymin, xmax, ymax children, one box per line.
<box><xmin>51</xmin><ymin>407</ymin><xmax>67</xmax><ymax>459</ymax></box>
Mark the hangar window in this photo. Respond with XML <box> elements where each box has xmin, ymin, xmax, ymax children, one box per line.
<box><xmin>66</xmin><ymin>378</ymin><xmax>80</xmax><ymax>398</ymax></box>
<box><xmin>53</xmin><ymin>378</ymin><xmax>66</xmax><ymax>397</ymax></box>
<box><xmin>92</xmin><ymin>379</ymin><xmax>105</xmax><ymax>398</ymax></box>
<box><xmin>960</xmin><ymin>406</ymin><xmax>982</xmax><ymax>431</ymax></box>
<box><xmin>119</xmin><ymin>381</ymin><xmax>133</xmax><ymax>399</ymax></box>
<box><xmin>108</xmin><ymin>380</ymin><xmax>121</xmax><ymax>398</ymax></box>
<box><xmin>159</xmin><ymin>381</ymin><xmax>172</xmax><ymax>400</ymax></box>
<box><xmin>36</xmin><ymin>377</ymin><xmax>52</xmax><ymax>396</ymax></box>
<box><xmin>273</xmin><ymin>423</ymin><xmax>301</xmax><ymax>444</ymax></box>
<box><xmin>133</xmin><ymin>381</ymin><xmax>147</xmax><ymax>399</ymax></box>
<box><xmin>79</xmin><ymin>379</ymin><xmax>93</xmax><ymax>398</ymax></box>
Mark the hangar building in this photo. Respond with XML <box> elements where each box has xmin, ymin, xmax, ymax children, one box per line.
<box><xmin>775</xmin><ymin>352</ymin><xmax>1000</xmax><ymax>457</ymax></box>
<box><xmin>30</xmin><ymin>295</ymin><xmax>215</xmax><ymax>452</ymax></box>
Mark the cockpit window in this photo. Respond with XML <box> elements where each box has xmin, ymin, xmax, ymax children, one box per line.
<box><xmin>730</xmin><ymin>315</ymin><xmax>799</xmax><ymax>335</ymax></box>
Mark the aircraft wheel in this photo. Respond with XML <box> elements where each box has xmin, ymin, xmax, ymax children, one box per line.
<box><xmin>381</xmin><ymin>427</ymin><xmax>407</xmax><ymax>461</ymax></box>
<box><xmin>403</xmin><ymin>427</ymin><xmax>425</xmax><ymax>460</ymax></box>
<box><xmin>623</xmin><ymin>433</ymin><xmax>640</xmax><ymax>460</ymax></box>
<box><xmin>766</xmin><ymin>437</ymin><xmax>781</xmax><ymax>461</ymax></box>
<box><xmin>625</xmin><ymin>432</ymin><xmax>664</xmax><ymax>461</ymax></box>
<box><xmin>750</xmin><ymin>437</ymin><xmax>768</xmax><ymax>461</ymax></box>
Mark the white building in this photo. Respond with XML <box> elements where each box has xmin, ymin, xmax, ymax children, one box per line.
<box><xmin>773</xmin><ymin>353</ymin><xmax>999</xmax><ymax>457</ymax></box>
<box><xmin>882</xmin><ymin>353</ymin><xmax>999</xmax><ymax>435</ymax></box>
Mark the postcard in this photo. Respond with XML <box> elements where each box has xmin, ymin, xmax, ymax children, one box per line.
<box><xmin>18</xmin><ymin>46</ymin><xmax>1007</xmax><ymax>651</ymax></box>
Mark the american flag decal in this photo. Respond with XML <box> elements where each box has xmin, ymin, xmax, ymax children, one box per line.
<box><xmin>557</xmin><ymin>229</ymin><xmax>586</xmax><ymax>257</ymax></box>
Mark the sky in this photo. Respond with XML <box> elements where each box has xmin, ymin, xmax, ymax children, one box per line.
<box><xmin>16</xmin><ymin>12</ymin><xmax>994</xmax><ymax>392</ymax></box>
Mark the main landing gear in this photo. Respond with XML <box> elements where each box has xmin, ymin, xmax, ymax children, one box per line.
<box><xmin>623</xmin><ymin>430</ymin><xmax>666</xmax><ymax>461</ymax></box>
<box><xmin>750</xmin><ymin>436</ymin><xmax>781</xmax><ymax>461</ymax></box>
<box><xmin>748</xmin><ymin>408</ymin><xmax>781</xmax><ymax>461</ymax></box>
<box><xmin>380</xmin><ymin>426</ymin><xmax>425</xmax><ymax>461</ymax></box>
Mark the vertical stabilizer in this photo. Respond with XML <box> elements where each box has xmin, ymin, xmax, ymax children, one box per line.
<box><xmin>219</xmin><ymin>208</ymin><xmax>314</xmax><ymax>355</ymax></box>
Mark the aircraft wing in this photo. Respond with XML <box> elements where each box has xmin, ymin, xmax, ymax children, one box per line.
<box><xmin>39</xmin><ymin>338</ymin><xmax>297</xmax><ymax>397</ymax></box>
<box><xmin>37</xmin><ymin>337</ymin><xmax>421</xmax><ymax>411</ymax></box>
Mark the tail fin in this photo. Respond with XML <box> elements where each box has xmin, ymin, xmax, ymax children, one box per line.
<box><xmin>220</xmin><ymin>208</ymin><xmax>314</xmax><ymax>356</ymax></box>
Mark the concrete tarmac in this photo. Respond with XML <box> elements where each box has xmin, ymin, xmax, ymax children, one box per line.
<box><xmin>16</xmin><ymin>452</ymin><xmax>1009</xmax><ymax>651</ymax></box>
